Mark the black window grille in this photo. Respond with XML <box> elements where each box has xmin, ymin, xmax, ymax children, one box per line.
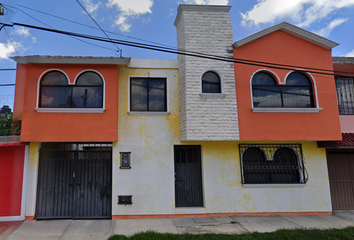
<box><xmin>130</xmin><ymin>78</ymin><xmax>167</xmax><ymax>111</ymax></box>
<box><xmin>239</xmin><ymin>144</ymin><xmax>308</xmax><ymax>184</ymax></box>
<box><xmin>252</xmin><ymin>72</ymin><xmax>314</xmax><ymax>108</ymax></box>
<box><xmin>202</xmin><ymin>71</ymin><xmax>221</xmax><ymax>93</ymax></box>
<box><xmin>40</xmin><ymin>71</ymin><xmax>103</xmax><ymax>108</ymax></box>
<box><xmin>335</xmin><ymin>77</ymin><xmax>354</xmax><ymax>115</ymax></box>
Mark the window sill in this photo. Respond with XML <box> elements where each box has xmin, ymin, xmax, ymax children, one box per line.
<box><xmin>251</xmin><ymin>108</ymin><xmax>322</xmax><ymax>113</ymax></box>
<box><xmin>128</xmin><ymin>111</ymin><xmax>170</xmax><ymax>116</ymax></box>
<box><xmin>243</xmin><ymin>184</ymin><xmax>306</xmax><ymax>188</ymax></box>
<box><xmin>200</xmin><ymin>93</ymin><xmax>226</xmax><ymax>99</ymax></box>
<box><xmin>35</xmin><ymin>108</ymin><xmax>105</xmax><ymax>113</ymax></box>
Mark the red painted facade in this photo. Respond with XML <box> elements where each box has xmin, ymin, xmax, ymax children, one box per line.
<box><xmin>0</xmin><ymin>145</ymin><xmax>26</xmax><ymax>217</ymax></box>
<box><xmin>13</xmin><ymin>63</ymin><xmax>119</xmax><ymax>142</ymax></box>
<box><xmin>234</xmin><ymin>30</ymin><xmax>342</xmax><ymax>141</ymax></box>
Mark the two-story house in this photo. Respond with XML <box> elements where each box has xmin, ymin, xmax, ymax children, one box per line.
<box><xmin>0</xmin><ymin>4</ymin><xmax>345</xmax><ymax>221</ymax></box>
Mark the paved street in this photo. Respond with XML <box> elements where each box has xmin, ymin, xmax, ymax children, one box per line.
<box><xmin>1</xmin><ymin>211</ymin><xmax>354</xmax><ymax>239</ymax></box>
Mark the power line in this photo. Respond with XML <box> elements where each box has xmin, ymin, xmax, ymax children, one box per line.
<box><xmin>2</xmin><ymin>4</ymin><xmax>117</xmax><ymax>52</ymax></box>
<box><xmin>0</xmin><ymin>20</ymin><xmax>19</xmax><ymax>56</ymax></box>
<box><xmin>75</xmin><ymin>0</ymin><xmax>122</xmax><ymax>56</ymax></box>
<box><xmin>9</xmin><ymin>3</ymin><xmax>352</xmax><ymax>76</ymax></box>
<box><xmin>14</xmin><ymin>3</ymin><xmax>177</xmax><ymax>50</ymax></box>
<box><xmin>2</xmin><ymin>22</ymin><xmax>353</xmax><ymax>78</ymax></box>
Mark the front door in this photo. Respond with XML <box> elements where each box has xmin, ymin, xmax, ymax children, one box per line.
<box><xmin>36</xmin><ymin>143</ymin><xmax>112</xmax><ymax>219</ymax></box>
<box><xmin>174</xmin><ymin>145</ymin><xmax>203</xmax><ymax>207</ymax></box>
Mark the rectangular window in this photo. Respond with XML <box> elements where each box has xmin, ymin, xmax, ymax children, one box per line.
<box><xmin>130</xmin><ymin>78</ymin><xmax>167</xmax><ymax>111</ymax></box>
<box><xmin>335</xmin><ymin>78</ymin><xmax>354</xmax><ymax>115</ymax></box>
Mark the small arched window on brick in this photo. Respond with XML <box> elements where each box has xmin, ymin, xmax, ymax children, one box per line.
<box><xmin>252</xmin><ymin>71</ymin><xmax>314</xmax><ymax>108</ymax></box>
<box><xmin>202</xmin><ymin>71</ymin><xmax>221</xmax><ymax>93</ymax></box>
<box><xmin>40</xmin><ymin>70</ymin><xmax>103</xmax><ymax>108</ymax></box>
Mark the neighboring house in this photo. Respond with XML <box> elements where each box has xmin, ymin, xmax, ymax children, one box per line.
<box><xmin>318</xmin><ymin>57</ymin><xmax>354</xmax><ymax>210</ymax></box>
<box><xmin>0</xmin><ymin>4</ymin><xmax>346</xmax><ymax>221</ymax></box>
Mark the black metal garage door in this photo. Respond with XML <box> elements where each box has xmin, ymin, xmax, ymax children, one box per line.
<box><xmin>36</xmin><ymin>143</ymin><xmax>112</xmax><ymax>219</ymax></box>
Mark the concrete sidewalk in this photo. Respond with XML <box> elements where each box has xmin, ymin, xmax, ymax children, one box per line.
<box><xmin>2</xmin><ymin>211</ymin><xmax>354</xmax><ymax>240</ymax></box>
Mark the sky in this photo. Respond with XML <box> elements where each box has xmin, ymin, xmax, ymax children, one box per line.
<box><xmin>0</xmin><ymin>0</ymin><xmax>354</xmax><ymax>69</ymax></box>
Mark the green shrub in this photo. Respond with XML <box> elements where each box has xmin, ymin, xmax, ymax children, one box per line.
<box><xmin>0</xmin><ymin>113</ymin><xmax>12</xmax><ymax>136</ymax></box>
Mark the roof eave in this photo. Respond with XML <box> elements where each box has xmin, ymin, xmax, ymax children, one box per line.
<box><xmin>233</xmin><ymin>22</ymin><xmax>339</xmax><ymax>50</ymax></box>
<box><xmin>11</xmin><ymin>56</ymin><xmax>131</xmax><ymax>65</ymax></box>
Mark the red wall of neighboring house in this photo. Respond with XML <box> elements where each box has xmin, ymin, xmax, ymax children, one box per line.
<box><xmin>14</xmin><ymin>63</ymin><xmax>119</xmax><ymax>142</ymax></box>
<box><xmin>234</xmin><ymin>30</ymin><xmax>342</xmax><ymax>141</ymax></box>
<box><xmin>0</xmin><ymin>144</ymin><xmax>26</xmax><ymax>217</ymax></box>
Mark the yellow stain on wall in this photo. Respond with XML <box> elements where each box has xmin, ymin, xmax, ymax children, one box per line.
<box><xmin>28</xmin><ymin>142</ymin><xmax>39</xmax><ymax>171</ymax></box>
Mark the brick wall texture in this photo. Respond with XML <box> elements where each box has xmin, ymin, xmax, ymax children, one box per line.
<box><xmin>175</xmin><ymin>6</ymin><xmax>239</xmax><ymax>141</ymax></box>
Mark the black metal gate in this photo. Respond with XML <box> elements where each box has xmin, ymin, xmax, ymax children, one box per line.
<box><xmin>174</xmin><ymin>145</ymin><xmax>203</xmax><ymax>207</ymax></box>
<box><xmin>36</xmin><ymin>143</ymin><xmax>112</xmax><ymax>219</ymax></box>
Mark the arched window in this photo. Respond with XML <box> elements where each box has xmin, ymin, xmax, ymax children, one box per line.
<box><xmin>242</xmin><ymin>146</ymin><xmax>268</xmax><ymax>184</ymax></box>
<box><xmin>202</xmin><ymin>71</ymin><xmax>221</xmax><ymax>93</ymax></box>
<box><xmin>73</xmin><ymin>72</ymin><xmax>103</xmax><ymax>108</ymax></box>
<box><xmin>284</xmin><ymin>72</ymin><xmax>314</xmax><ymax>108</ymax></box>
<box><xmin>40</xmin><ymin>70</ymin><xmax>103</xmax><ymax>108</ymax></box>
<box><xmin>252</xmin><ymin>71</ymin><xmax>314</xmax><ymax>108</ymax></box>
<box><xmin>240</xmin><ymin>144</ymin><xmax>306</xmax><ymax>184</ymax></box>
<box><xmin>40</xmin><ymin>71</ymin><xmax>71</xmax><ymax>108</ymax></box>
<box><xmin>252</xmin><ymin>72</ymin><xmax>281</xmax><ymax>107</ymax></box>
<box><xmin>272</xmin><ymin>147</ymin><xmax>300</xmax><ymax>183</ymax></box>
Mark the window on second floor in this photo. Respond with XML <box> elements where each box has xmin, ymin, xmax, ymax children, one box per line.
<box><xmin>130</xmin><ymin>78</ymin><xmax>167</xmax><ymax>112</ymax></box>
<box><xmin>202</xmin><ymin>71</ymin><xmax>221</xmax><ymax>93</ymax></box>
<box><xmin>335</xmin><ymin>77</ymin><xmax>354</xmax><ymax>115</ymax></box>
<box><xmin>40</xmin><ymin>71</ymin><xmax>103</xmax><ymax>108</ymax></box>
<box><xmin>252</xmin><ymin>72</ymin><xmax>314</xmax><ymax>108</ymax></box>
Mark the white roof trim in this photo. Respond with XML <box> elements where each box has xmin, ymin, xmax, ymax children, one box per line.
<box><xmin>11</xmin><ymin>56</ymin><xmax>131</xmax><ymax>65</ymax></box>
<box><xmin>233</xmin><ymin>22</ymin><xmax>339</xmax><ymax>50</ymax></box>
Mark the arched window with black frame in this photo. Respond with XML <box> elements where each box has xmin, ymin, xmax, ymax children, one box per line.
<box><xmin>242</xmin><ymin>146</ymin><xmax>269</xmax><ymax>184</ymax></box>
<box><xmin>39</xmin><ymin>70</ymin><xmax>103</xmax><ymax>108</ymax></box>
<box><xmin>283</xmin><ymin>72</ymin><xmax>314</xmax><ymax>108</ymax></box>
<box><xmin>202</xmin><ymin>71</ymin><xmax>221</xmax><ymax>93</ymax></box>
<box><xmin>40</xmin><ymin>71</ymin><xmax>71</xmax><ymax>108</ymax></box>
<box><xmin>73</xmin><ymin>71</ymin><xmax>103</xmax><ymax>108</ymax></box>
<box><xmin>240</xmin><ymin>144</ymin><xmax>305</xmax><ymax>184</ymax></box>
<box><xmin>272</xmin><ymin>146</ymin><xmax>301</xmax><ymax>183</ymax></box>
<box><xmin>252</xmin><ymin>71</ymin><xmax>314</xmax><ymax>108</ymax></box>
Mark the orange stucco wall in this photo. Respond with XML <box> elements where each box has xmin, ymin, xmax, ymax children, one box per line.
<box><xmin>14</xmin><ymin>63</ymin><xmax>118</xmax><ymax>142</ymax></box>
<box><xmin>234</xmin><ymin>31</ymin><xmax>341</xmax><ymax>141</ymax></box>
<box><xmin>334</xmin><ymin>64</ymin><xmax>354</xmax><ymax>133</ymax></box>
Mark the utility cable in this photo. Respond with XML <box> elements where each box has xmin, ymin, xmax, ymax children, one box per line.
<box><xmin>75</xmin><ymin>0</ymin><xmax>122</xmax><ymax>56</ymax></box>
<box><xmin>8</xmin><ymin>3</ymin><xmax>353</xmax><ymax>75</ymax></box>
<box><xmin>14</xmin><ymin>3</ymin><xmax>176</xmax><ymax>50</ymax></box>
<box><xmin>10</xmin><ymin>6</ymin><xmax>117</xmax><ymax>52</ymax></box>
<box><xmin>5</xmin><ymin>22</ymin><xmax>354</xmax><ymax>78</ymax></box>
<box><xmin>0</xmin><ymin>20</ymin><xmax>19</xmax><ymax>56</ymax></box>
<box><xmin>2</xmin><ymin>21</ymin><xmax>353</xmax><ymax>78</ymax></box>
